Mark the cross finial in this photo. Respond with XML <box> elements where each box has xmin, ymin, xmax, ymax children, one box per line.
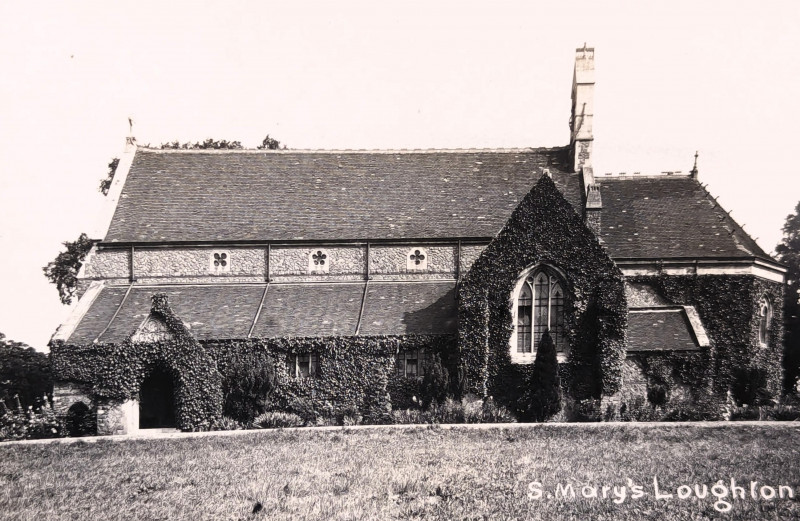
<box><xmin>690</xmin><ymin>150</ymin><xmax>699</xmax><ymax>179</ymax></box>
<box><xmin>128</xmin><ymin>117</ymin><xmax>133</xmax><ymax>136</ymax></box>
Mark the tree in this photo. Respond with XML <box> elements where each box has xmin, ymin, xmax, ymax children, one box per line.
<box><xmin>776</xmin><ymin>201</ymin><xmax>800</xmax><ymax>394</ymax></box>
<box><xmin>518</xmin><ymin>330</ymin><xmax>562</xmax><ymax>421</ymax></box>
<box><xmin>257</xmin><ymin>134</ymin><xmax>285</xmax><ymax>150</ymax></box>
<box><xmin>42</xmin><ymin>233</ymin><xmax>94</xmax><ymax>305</ymax></box>
<box><xmin>420</xmin><ymin>352</ymin><xmax>450</xmax><ymax>408</ymax></box>
<box><xmin>0</xmin><ymin>333</ymin><xmax>52</xmax><ymax>409</ymax></box>
<box><xmin>222</xmin><ymin>356</ymin><xmax>278</xmax><ymax>424</ymax></box>
<box><xmin>160</xmin><ymin>138</ymin><xmax>243</xmax><ymax>150</ymax></box>
<box><xmin>98</xmin><ymin>157</ymin><xmax>120</xmax><ymax>196</ymax></box>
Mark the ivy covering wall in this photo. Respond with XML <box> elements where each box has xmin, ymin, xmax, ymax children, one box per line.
<box><xmin>629</xmin><ymin>274</ymin><xmax>785</xmax><ymax>400</ymax></box>
<box><xmin>51</xmin><ymin>294</ymin><xmax>458</xmax><ymax>430</ymax></box>
<box><xmin>457</xmin><ymin>175</ymin><xmax>627</xmax><ymax>407</ymax></box>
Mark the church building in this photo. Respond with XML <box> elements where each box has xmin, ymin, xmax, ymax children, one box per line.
<box><xmin>49</xmin><ymin>47</ymin><xmax>786</xmax><ymax>434</ymax></box>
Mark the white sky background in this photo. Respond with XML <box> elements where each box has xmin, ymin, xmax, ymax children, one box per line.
<box><xmin>1</xmin><ymin>1</ymin><xmax>798</xmax><ymax>350</ymax></box>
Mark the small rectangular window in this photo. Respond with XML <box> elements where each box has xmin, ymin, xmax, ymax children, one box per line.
<box><xmin>291</xmin><ymin>353</ymin><xmax>319</xmax><ymax>378</ymax></box>
<box><xmin>395</xmin><ymin>349</ymin><xmax>426</xmax><ymax>378</ymax></box>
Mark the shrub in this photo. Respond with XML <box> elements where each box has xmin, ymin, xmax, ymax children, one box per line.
<box><xmin>565</xmin><ymin>398</ymin><xmax>603</xmax><ymax>422</ymax></box>
<box><xmin>387</xmin><ymin>375</ymin><xmax>421</xmax><ymax>410</ymax></box>
<box><xmin>420</xmin><ymin>353</ymin><xmax>449</xmax><ymax>408</ymax></box>
<box><xmin>391</xmin><ymin>408</ymin><xmax>428</xmax><ymax>425</ymax></box>
<box><xmin>223</xmin><ymin>355</ymin><xmax>278</xmax><ymax>424</ymax></box>
<box><xmin>0</xmin><ymin>403</ymin><xmax>64</xmax><ymax>442</ymax></box>
<box><xmin>731</xmin><ymin>367</ymin><xmax>772</xmax><ymax>406</ymax></box>
<box><xmin>481</xmin><ymin>396</ymin><xmax>517</xmax><ymax>423</ymax></box>
<box><xmin>253</xmin><ymin>411</ymin><xmax>304</xmax><ymax>429</ymax></box>
<box><xmin>213</xmin><ymin>416</ymin><xmax>245</xmax><ymax>431</ymax></box>
<box><xmin>618</xmin><ymin>397</ymin><xmax>662</xmax><ymax>422</ymax></box>
<box><xmin>660</xmin><ymin>393</ymin><xmax>724</xmax><ymax>422</ymax></box>
<box><xmin>518</xmin><ymin>331</ymin><xmax>562</xmax><ymax>421</ymax></box>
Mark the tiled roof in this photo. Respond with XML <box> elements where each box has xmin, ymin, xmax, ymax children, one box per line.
<box><xmin>252</xmin><ymin>283</ymin><xmax>364</xmax><ymax>337</ymax></box>
<box><xmin>597</xmin><ymin>177</ymin><xmax>768</xmax><ymax>259</ymax></box>
<box><xmin>104</xmin><ymin>147</ymin><xmax>580</xmax><ymax>243</ymax></box>
<box><xmin>103</xmin><ymin>148</ymin><xmax>769</xmax><ymax>262</ymax></box>
<box><xmin>359</xmin><ymin>282</ymin><xmax>457</xmax><ymax>336</ymax></box>
<box><xmin>627</xmin><ymin>309</ymin><xmax>701</xmax><ymax>352</ymax></box>
<box><xmin>65</xmin><ymin>281</ymin><xmax>457</xmax><ymax>344</ymax></box>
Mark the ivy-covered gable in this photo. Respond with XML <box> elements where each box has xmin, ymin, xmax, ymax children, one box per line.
<box><xmin>458</xmin><ymin>174</ymin><xmax>627</xmax><ymax>403</ymax></box>
<box><xmin>52</xmin><ymin>294</ymin><xmax>224</xmax><ymax>431</ymax></box>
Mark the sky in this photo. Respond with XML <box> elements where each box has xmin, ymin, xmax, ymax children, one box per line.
<box><xmin>1</xmin><ymin>1</ymin><xmax>799</xmax><ymax>351</ymax></box>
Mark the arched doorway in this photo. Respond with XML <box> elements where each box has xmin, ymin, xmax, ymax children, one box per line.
<box><xmin>139</xmin><ymin>367</ymin><xmax>176</xmax><ymax>429</ymax></box>
<box><xmin>66</xmin><ymin>401</ymin><xmax>96</xmax><ymax>437</ymax></box>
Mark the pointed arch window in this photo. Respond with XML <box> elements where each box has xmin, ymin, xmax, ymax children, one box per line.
<box><xmin>511</xmin><ymin>266</ymin><xmax>568</xmax><ymax>363</ymax></box>
<box><xmin>758</xmin><ymin>296</ymin><xmax>773</xmax><ymax>347</ymax></box>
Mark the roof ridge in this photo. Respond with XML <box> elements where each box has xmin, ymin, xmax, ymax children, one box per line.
<box><xmin>136</xmin><ymin>146</ymin><xmax>567</xmax><ymax>155</ymax></box>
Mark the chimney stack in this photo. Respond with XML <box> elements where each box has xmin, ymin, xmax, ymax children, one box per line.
<box><xmin>570</xmin><ymin>44</ymin><xmax>594</xmax><ymax>173</ymax></box>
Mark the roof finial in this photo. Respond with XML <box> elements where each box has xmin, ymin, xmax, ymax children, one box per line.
<box><xmin>128</xmin><ymin>117</ymin><xmax>134</xmax><ymax>137</ymax></box>
<box><xmin>690</xmin><ymin>150</ymin><xmax>699</xmax><ymax>179</ymax></box>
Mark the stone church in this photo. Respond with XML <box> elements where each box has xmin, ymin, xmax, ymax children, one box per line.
<box><xmin>50</xmin><ymin>47</ymin><xmax>786</xmax><ymax>434</ymax></box>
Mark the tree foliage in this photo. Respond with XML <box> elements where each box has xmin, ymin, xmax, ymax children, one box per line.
<box><xmin>42</xmin><ymin>233</ymin><xmax>94</xmax><ymax>305</ymax></box>
<box><xmin>776</xmin><ymin>201</ymin><xmax>800</xmax><ymax>393</ymax></box>
<box><xmin>518</xmin><ymin>330</ymin><xmax>562</xmax><ymax>421</ymax></box>
<box><xmin>0</xmin><ymin>333</ymin><xmax>52</xmax><ymax>409</ymax></box>
<box><xmin>160</xmin><ymin>138</ymin><xmax>243</xmax><ymax>150</ymax></box>
<box><xmin>98</xmin><ymin>157</ymin><xmax>120</xmax><ymax>196</ymax></box>
<box><xmin>257</xmin><ymin>134</ymin><xmax>285</xmax><ymax>150</ymax></box>
<box><xmin>222</xmin><ymin>355</ymin><xmax>278</xmax><ymax>424</ymax></box>
<box><xmin>420</xmin><ymin>352</ymin><xmax>450</xmax><ymax>408</ymax></box>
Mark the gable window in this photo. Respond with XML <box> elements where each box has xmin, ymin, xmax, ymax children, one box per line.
<box><xmin>510</xmin><ymin>266</ymin><xmax>568</xmax><ymax>363</ymax></box>
<box><xmin>291</xmin><ymin>353</ymin><xmax>319</xmax><ymax>378</ymax></box>
<box><xmin>308</xmin><ymin>249</ymin><xmax>330</xmax><ymax>274</ymax></box>
<box><xmin>406</xmin><ymin>248</ymin><xmax>428</xmax><ymax>271</ymax></box>
<box><xmin>209</xmin><ymin>250</ymin><xmax>231</xmax><ymax>273</ymax></box>
<box><xmin>758</xmin><ymin>296</ymin><xmax>773</xmax><ymax>347</ymax></box>
<box><xmin>396</xmin><ymin>349</ymin><xmax>428</xmax><ymax>378</ymax></box>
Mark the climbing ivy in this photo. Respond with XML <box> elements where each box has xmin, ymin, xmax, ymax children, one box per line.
<box><xmin>457</xmin><ymin>175</ymin><xmax>627</xmax><ymax>407</ymax></box>
<box><xmin>629</xmin><ymin>274</ymin><xmax>784</xmax><ymax>401</ymax></box>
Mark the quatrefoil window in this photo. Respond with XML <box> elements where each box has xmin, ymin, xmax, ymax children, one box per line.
<box><xmin>409</xmin><ymin>250</ymin><xmax>425</xmax><ymax>265</ymax></box>
<box><xmin>209</xmin><ymin>250</ymin><xmax>231</xmax><ymax>273</ymax></box>
<box><xmin>406</xmin><ymin>247</ymin><xmax>428</xmax><ymax>271</ymax></box>
<box><xmin>312</xmin><ymin>251</ymin><xmax>327</xmax><ymax>266</ymax></box>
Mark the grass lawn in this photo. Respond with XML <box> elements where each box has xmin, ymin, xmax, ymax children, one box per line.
<box><xmin>2</xmin><ymin>424</ymin><xmax>800</xmax><ymax>520</ymax></box>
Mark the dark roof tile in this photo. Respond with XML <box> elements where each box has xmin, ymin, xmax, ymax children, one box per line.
<box><xmin>627</xmin><ymin>309</ymin><xmax>700</xmax><ymax>351</ymax></box>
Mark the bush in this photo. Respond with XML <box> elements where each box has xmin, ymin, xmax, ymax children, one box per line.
<box><xmin>618</xmin><ymin>397</ymin><xmax>662</xmax><ymax>422</ymax></box>
<box><xmin>387</xmin><ymin>375</ymin><xmax>421</xmax><ymax>410</ymax></box>
<box><xmin>223</xmin><ymin>355</ymin><xmax>278</xmax><ymax>424</ymax></box>
<box><xmin>660</xmin><ymin>394</ymin><xmax>724</xmax><ymax>422</ymax></box>
<box><xmin>391</xmin><ymin>396</ymin><xmax>516</xmax><ymax>425</ymax></box>
<box><xmin>518</xmin><ymin>331</ymin><xmax>561</xmax><ymax>422</ymax></box>
<box><xmin>391</xmin><ymin>408</ymin><xmax>428</xmax><ymax>425</ymax></box>
<box><xmin>564</xmin><ymin>398</ymin><xmax>603</xmax><ymax>422</ymax></box>
<box><xmin>213</xmin><ymin>416</ymin><xmax>245</xmax><ymax>431</ymax></box>
<box><xmin>420</xmin><ymin>353</ymin><xmax>449</xmax><ymax>408</ymax></box>
<box><xmin>731</xmin><ymin>367</ymin><xmax>773</xmax><ymax>406</ymax></box>
<box><xmin>481</xmin><ymin>396</ymin><xmax>517</xmax><ymax>423</ymax></box>
<box><xmin>253</xmin><ymin>411</ymin><xmax>304</xmax><ymax>429</ymax></box>
<box><xmin>517</xmin><ymin>331</ymin><xmax>561</xmax><ymax>421</ymax></box>
<box><xmin>0</xmin><ymin>403</ymin><xmax>64</xmax><ymax>442</ymax></box>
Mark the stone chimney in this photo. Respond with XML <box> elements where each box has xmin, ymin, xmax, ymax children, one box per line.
<box><xmin>570</xmin><ymin>44</ymin><xmax>594</xmax><ymax>173</ymax></box>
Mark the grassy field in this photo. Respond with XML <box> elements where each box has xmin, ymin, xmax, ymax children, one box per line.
<box><xmin>2</xmin><ymin>425</ymin><xmax>800</xmax><ymax>520</ymax></box>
